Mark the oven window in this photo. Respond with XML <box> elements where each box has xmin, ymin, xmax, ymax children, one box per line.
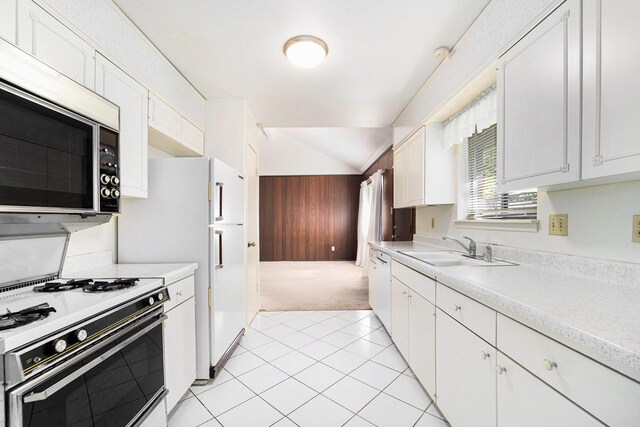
<box><xmin>0</xmin><ymin>85</ymin><xmax>94</xmax><ymax>210</ymax></box>
<box><xmin>19</xmin><ymin>322</ymin><xmax>164</xmax><ymax>427</ymax></box>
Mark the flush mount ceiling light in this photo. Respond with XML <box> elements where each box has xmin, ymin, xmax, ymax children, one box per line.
<box><xmin>283</xmin><ymin>35</ymin><xmax>328</xmax><ymax>68</ymax></box>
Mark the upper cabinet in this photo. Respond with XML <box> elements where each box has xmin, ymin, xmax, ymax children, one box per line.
<box><xmin>17</xmin><ymin>0</ymin><xmax>95</xmax><ymax>89</ymax></box>
<box><xmin>96</xmin><ymin>53</ymin><xmax>149</xmax><ymax>198</ymax></box>
<box><xmin>149</xmin><ymin>93</ymin><xmax>204</xmax><ymax>157</ymax></box>
<box><xmin>497</xmin><ymin>0</ymin><xmax>581</xmax><ymax>192</ymax></box>
<box><xmin>0</xmin><ymin>0</ymin><xmax>16</xmax><ymax>44</ymax></box>
<box><xmin>582</xmin><ymin>0</ymin><xmax>640</xmax><ymax>180</ymax></box>
<box><xmin>393</xmin><ymin>123</ymin><xmax>456</xmax><ymax>208</ymax></box>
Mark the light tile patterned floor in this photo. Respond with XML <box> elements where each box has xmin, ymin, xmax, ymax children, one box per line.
<box><xmin>169</xmin><ymin>310</ymin><xmax>450</xmax><ymax>427</ymax></box>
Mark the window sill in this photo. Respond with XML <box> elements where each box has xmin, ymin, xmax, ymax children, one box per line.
<box><xmin>454</xmin><ymin>219</ymin><xmax>540</xmax><ymax>233</ymax></box>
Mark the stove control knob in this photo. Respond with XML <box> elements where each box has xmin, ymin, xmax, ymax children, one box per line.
<box><xmin>111</xmin><ymin>189</ymin><xmax>120</xmax><ymax>198</ymax></box>
<box><xmin>100</xmin><ymin>174</ymin><xmax>110</xmax><ymax>185</ymax></box>
<box><xmin>148</xmin><ymin>297</ymin><xmax>155</xmax><ymax>306</ymax></box>
<box><xmin>76</xmin><ymin>329</ymin><xmax>88</xmax><ymax>342</ymax></box>
<box><xmin>100</xmin><ymin>188</ymin><xmax>111</xmax><ymax>198</ymax></box>
<box><xmin>110</xmin><ymin>176</ymin><xmax>120</xmax><ymax>186</ymax></box>
<box><xmin>53</xmin><ymin>339</ymin><xmax>67</xmax><ymax>353</ymax></box>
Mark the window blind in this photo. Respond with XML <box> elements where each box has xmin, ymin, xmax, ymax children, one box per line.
<box><xmin>461</xmin><ymin>124</ymin><xmax>537</xmax><ymax>219</ymax></box>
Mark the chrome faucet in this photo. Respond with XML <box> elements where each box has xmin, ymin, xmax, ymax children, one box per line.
<box><xmin>442</xmin><ymin>236</ymin><xmax>477</xmax><ymax>258</ymax></box>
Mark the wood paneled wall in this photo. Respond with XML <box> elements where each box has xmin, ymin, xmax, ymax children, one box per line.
<box><xmin>260</xmin><ymin>175</ymin><xmax>361</xmax><ymax>261</ymax></box>
<box><xmin>362</xmin><ymin>148</ymin><xmax>415</xmax><ymax>241</ymax></box>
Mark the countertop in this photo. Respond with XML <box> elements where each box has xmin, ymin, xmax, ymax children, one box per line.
<box><xmin>66</xmin><ymin>262</ymin><xmax>198</xmax><ymax>285</ymax></box>
<box><xmin>370</xmin><ymin>241</ymin><xmax>640</xmax><ymax>382</ymax></box>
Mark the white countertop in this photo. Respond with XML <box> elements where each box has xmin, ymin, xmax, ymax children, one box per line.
<box><xmin>66</xmin><ymin>262</ymin><xmax>198</xmax><ymax>285</ymax></box>
<box><xmin>370</xmin><ymin>241</ymin><xmax>640</xmax><ymax>382</ymax></box>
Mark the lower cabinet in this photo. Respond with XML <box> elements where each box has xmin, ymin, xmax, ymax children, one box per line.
<box><xmin>368</xmin><ymin>255</ymin><xmax>378</xmax><ymax>312</ymax></box>
<box><xmin>496</xmin><ymin>352</ymin><xmax>602</xmax><ymax>426</ymax></box>
<box><xmin>164</xmin><ymin>293</ymin><xmax>196</xmax><ymax>413</ymax></box>
<box><xmin>436</xmin><ymin>308</ymin><xmax>496</xmax><ymax>427</ymax></box>
<box><xmin>391</xmin><ymin>277</ymin><xmax>436</xmax><ymax>397</ymax></box>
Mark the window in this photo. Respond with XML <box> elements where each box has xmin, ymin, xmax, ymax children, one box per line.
<box><xmin>461</xmin><ymin>124</ymin><xmax>537</xmax><ymax>219</ymax></box>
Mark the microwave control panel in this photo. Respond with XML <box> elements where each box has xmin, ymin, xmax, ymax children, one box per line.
<box><xmin>99</xmin><ymin>127</ymin><xmax>120</xmax><ymax>213</ymax></box>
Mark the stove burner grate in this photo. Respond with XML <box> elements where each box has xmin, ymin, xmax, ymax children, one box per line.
<box><xmin>0</xmin><ymin>303</ymin><xmax>57</xmax><ymax>330</ymax></box>
<box><xmin>83</xmin><ymin>278</ymin><xmax>139</xmax><ymax>293</ymax></box>
<box><xmin>33</xmin><ymin>279</ymin><xmax>94</xmax><ymax>293</ymax></box>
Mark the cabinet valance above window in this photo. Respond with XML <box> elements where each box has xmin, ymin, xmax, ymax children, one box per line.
<box><xmin>443</xmin><ymin>85</ymin><xmax>497</xmax><ymax>148</ymax></box>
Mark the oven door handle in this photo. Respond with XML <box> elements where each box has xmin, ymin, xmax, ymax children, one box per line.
<box><xmin>23</xmin><ymin>314</ymin><xmax>166</xmax><ymax>404</ymax></box>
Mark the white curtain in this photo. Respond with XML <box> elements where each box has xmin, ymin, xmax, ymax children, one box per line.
<box><xmin>355</xmin><ymin>170</ymin><xmax>383</xmax><ymax>277</ymax></box>
<box><xmin>443</xmin><ymin>85</ymin><xmax>497</xmax><ymax>148</ymax></box>
<box><xmin>355</xmin><ymin>181</ymin><xmax>371</xmax><ymax>268</ymax></box>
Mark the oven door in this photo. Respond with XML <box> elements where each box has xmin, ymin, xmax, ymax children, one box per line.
<box><xmin>7</xmin><ymin>310</ymin><xmax>166</xmax><ymax>427</ymax></box>
<box><xmin>0</xmin><ymin>80</ymin><xmax>99</xmax><ymax>214</ymax></box>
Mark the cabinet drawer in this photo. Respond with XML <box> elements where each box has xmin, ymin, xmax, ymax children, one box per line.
<box><xmin>497</xmin><ymin>314</ymin><xmax>640</xmax><ymax>426</ymax></box>
<box><xmin>437</xmin><ymin>283</ymin><xmax>496</xmax><ymax>345</ymax></box>
<box><xmin>392</xmin><ymin>261</ymin><xmax>435</xmax><ymax>304</ymax></box>
<box><xmin>149</xmin><ymin>93</ymin><xmax>181</xmax><ymax>141</ymax></box>
<box><xmin>165</xmin><ymin>275</ymin><xmax>195</xmax><ymax>312</ymax></box>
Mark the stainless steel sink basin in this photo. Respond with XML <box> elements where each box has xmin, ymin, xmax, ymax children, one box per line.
<box><xmin>399</xmin><ymin>250</ymin><xmax>517</xmax><ymax>267</ymax></box>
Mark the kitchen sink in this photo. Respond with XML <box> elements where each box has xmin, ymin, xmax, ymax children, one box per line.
<box><xmin>399</xmin><ymin>250</ymin><xmax>518</xmax><ymax>267</ymax></box>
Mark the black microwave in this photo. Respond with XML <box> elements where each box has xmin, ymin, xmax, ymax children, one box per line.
<box><xmin>0</xmin><ymin>80</ymin><xmax>121</xmax><ymax>215</ymax></box>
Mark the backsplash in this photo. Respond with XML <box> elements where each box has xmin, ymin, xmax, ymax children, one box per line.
<box><xmin>414</xmin><ymin>235</ymin><xmax>640</xmax><ymax>289</ymax></box>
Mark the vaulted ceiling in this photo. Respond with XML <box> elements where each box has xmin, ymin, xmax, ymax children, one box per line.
<box><xmin>114</xmin><ymin>0</ymin><xmax>490</xmax><ymax>170</ymax></box>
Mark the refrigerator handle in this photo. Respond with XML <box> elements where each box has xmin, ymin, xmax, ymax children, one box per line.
<box><xmin>214</xmin><ymin>229</ymin><xmax>223</xmax><ymax>269</ymax></box>
<box><xmin>215</xmin><ymin>182</ymin><xmax>224</xmax><ymax>221</ymax></box>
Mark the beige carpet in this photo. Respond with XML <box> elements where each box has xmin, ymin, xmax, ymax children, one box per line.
<box><xmin>260</xmin><ymin>261</ymin><xmax>370</xmax><ymax>311</ymax></box>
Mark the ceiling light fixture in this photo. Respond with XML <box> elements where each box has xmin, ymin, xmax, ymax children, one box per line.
<box><xmin>283</xmin><ymin>35</ymin><xmax>328</xmax><ymax>68</ymax></box>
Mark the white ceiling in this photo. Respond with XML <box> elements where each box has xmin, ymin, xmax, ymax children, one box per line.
<box><xmin>114</xmin><ymin>0</ymin><xmax>489</xmax><ymax>170</ymax></box>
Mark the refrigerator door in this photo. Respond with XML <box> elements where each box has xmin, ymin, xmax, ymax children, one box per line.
<box><xmin>211</xmin><ymin>158</ymin><xmax>244</xmax><ymax>225</ymax></box>
<box><xmin>210</xmin><ymin>224</ymin><xmax>246</xmax><ymax>366</ymax></box>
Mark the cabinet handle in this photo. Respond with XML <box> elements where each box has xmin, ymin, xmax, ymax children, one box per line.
<box><xmin>496</xmin><ymin>366</ymin><xmax>506</xmax><ymax>375</ymax></box>
<box><xmin>543</xmin><ymin>359</ymin><xmax>558</xmax><ymax>371</ymax></box>
<box><xmin>454</xmin><ymin>305</ymin><xmax>462</xmax><ymax>311</ymax></box>
<box><xmin>402</xmin><ymin>291</ymin><xmax>407</xmax><ymax>296</ymax></box>
<box><xmin>480</xmin><ymin>351</ymin><xmax>490</xmax><ymax>360</ymax></box>
<box><xmin>177</xmin><ymin>290</ymin><xmax>183</xmax><ymax>297</ymax></box>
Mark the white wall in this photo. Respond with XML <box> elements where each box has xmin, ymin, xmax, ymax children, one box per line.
<box><xmin>204</xmin><ymin>99</ymin><xmax>246</xmax><ymax>173</ymax></box>
<box><xmin>397</xmin><ymin>0</ymin><xmax>639</xmax><ymax>263</ymax></box>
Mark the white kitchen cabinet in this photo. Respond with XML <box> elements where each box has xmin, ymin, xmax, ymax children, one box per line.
<box><xmin>496</xmin><ymin>352</ymin><xmax>602</xmax><ymax>427</ymax></box>
<box><xmin>391</xmin><ymin>278</ymin><xmax>409</xmax><ymax>358</ymax></box>
<box><xmin>391</xmin><ymin>273</ymin><xmax>436</xmax><ymax>397</ymax></box>
<box><xmin>149</xmin><ymin>93</ymin><xmax>204</xmax><ymax>157</ymax></box>
<box><xmin>373</xmin><ymin>251</ymin><xmax>391</xmax><ymax>332</ymax></box>
<box><xmin>163</xmin><ymin>277</ymin><xmax>197</xmax><ymax>413</ymax></box>
<box><xmin>0</xmin><ymin>0</ymin><xmax>16</xmax><ymax>44</ymax></box>
<box><xmin>436</xmin><ymin>308</ymin><xmax>496</xmax><ymax>427</ymax></box>
<box><xmin>497</xmin><ymin>0</ymin><xmax>581</xmax><ymax>192</ymax></box>
<box><xmin>17</xmin><ymin>0</ymin><xmax>95</xmax><ymax>89</ymax></box>
<box><xmin>95</xmin><ymin>53</ymin><xmax>148</xmax><ymax>198</ymax></box>
<box><xmin>582</xmin><ymin>0</ymin><xmax>640</xmax><ymax>181</ymax></box>
<box><xmin>181</xmin><ymin>116</ymin><xmax>205</xmax><ymax>155</ymax></box>
<box><xmin>393</xmin><ymin>123</ymin><xmax>455</xmax><ymax>208</ymax></box>
<box><xmin>368</xmin><ymin>254</ymin><xmax>378</xmax><ymax>313</ymax></box>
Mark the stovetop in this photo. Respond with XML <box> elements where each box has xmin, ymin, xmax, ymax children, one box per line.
<box><xmin>0</xmin><ymin>277</ymin><xmax>163</xmax><ymax>353</ymax></box>
<box><xmin>32</xmin><ymin>278</ymin><xmax>139</xmax><ymax>293</ymax></box>
<box><xmin>0</xmin><ymin>303</ymin><xmax>56</xmax><ymax>331</ymax></box>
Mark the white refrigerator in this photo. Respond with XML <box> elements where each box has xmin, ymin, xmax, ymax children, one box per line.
<box><xmin>118</xmin><ymin>157</ymin><xmax>246</xmax><ymax>380</ymax></box>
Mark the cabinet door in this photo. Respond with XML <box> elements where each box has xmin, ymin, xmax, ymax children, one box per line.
<box><xmin>496</xmin><ymin>352</ymin><xmax>603</xmax><ymax>427</ymax></box>
<box><xmin>497</xmin><ymin>0</ymin><xmax>581</xmax><ymax>192</ymax></box>
<box><xmin>164</xmin><ymin>298</ymin><xmax>197</xmax><ymax>413</ymax></box>
<box><xmin>391</xmin><ymin>278</ymin><xmax>408</xmax><ymax>359</ymax></box>
<box><xmin>149</xmin><ymin>93</ymin><xmax>182</xmax><ymax>142</ymax></box>
<box><xmin>436</xmin><ymin>308</ymin><xmax>496</xmax><ymax>427</ymax></box>
<box><xmin>393</xmin><ymin>146</ymin><xmax>406</xmax><ymax>207</ymax></box>
<box><xmin>95</xmin><ymin>54</ymin><xmax>149</xmax><ymax>198</ymax></box>
<box><xmin>0</xmin><ymin>0</ymin><xmax>16</xmax><ymax>44</ymax></box>
<box><xmin>17</xmin><ymin>0</ymin><xmax>95</xmax><ymax>89</ymax></box>
<box><xmin>368</xmin><ymin>259</ymin><xmax>378</xmax><ymax>312</ymax></box>
<box><xmin>582</xmin><ymin>0</ymin><xmax>640</xmax><ymax>179</ymax></box>
<box><xmin>408</xmin><ymin>292</ymin><xmax>435</xmax><ymax>397</ymax></box>
<box><xmin>405</xmin><ymin>128</ymin><xmax>425</xmax><ymax>205</ymax></box>
<box><xmin>181</xmin><ymin>117</ymin><xmax>204</xmax><ymax>156</ymax></box>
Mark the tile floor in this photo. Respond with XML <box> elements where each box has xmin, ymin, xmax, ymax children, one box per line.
<box><xmin>169</xmin><ymin>310</ymin><xmax>450</xmax><ymax>427</ymax></box>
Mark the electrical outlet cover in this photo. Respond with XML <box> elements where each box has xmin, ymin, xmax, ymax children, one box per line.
<box><xmin>549</xmin><ymin>214</ymin><xmax>568</xmax><ymax>236</ymax></box>
<box><xmin>633</xmin><ymin>215</ymin><xmax>640</xmax><ymax>243</ymax></box>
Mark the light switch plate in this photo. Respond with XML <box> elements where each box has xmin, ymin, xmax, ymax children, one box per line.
<box><xmin>549</xmin><ymin>214</ymin><xmax>568</xmax><ymax>236</ymax></box>
<box><xmin>633</xmin><ymin>215</ymin><xmax>640</xmax><ymax>243</ymax></box>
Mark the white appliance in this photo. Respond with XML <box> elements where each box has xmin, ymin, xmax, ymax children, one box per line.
<box><xmin>118</xmin><ymin>157</ymin><xmax>246</xmax><ymax>379</ymax></box>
